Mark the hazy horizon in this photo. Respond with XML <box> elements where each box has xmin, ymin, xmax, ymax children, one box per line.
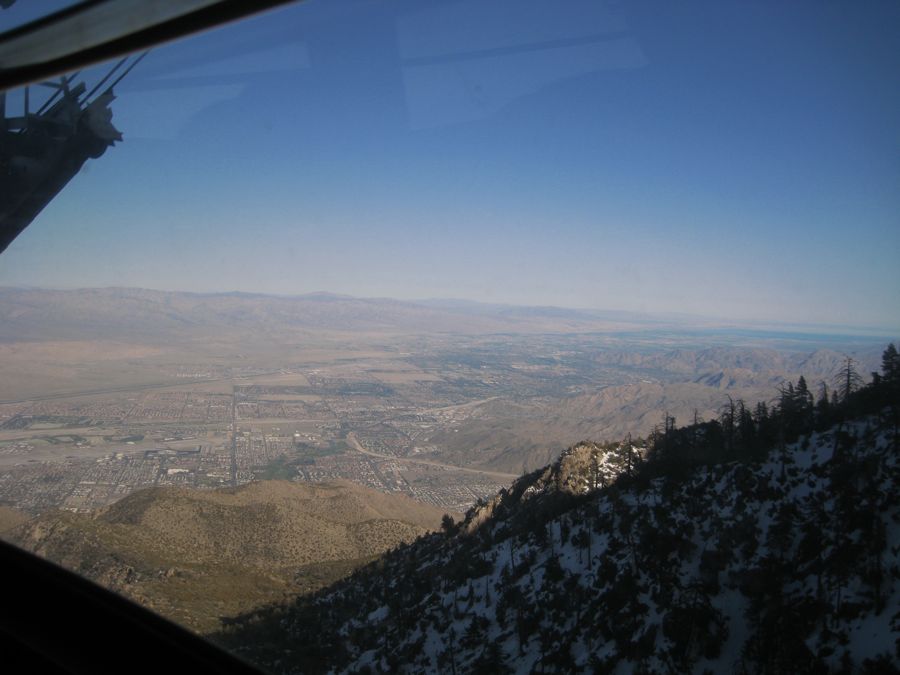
<box><xmin>1</xmin><ymin>0</ymin><xmax>897</xmax><ymax>331</ymax></box>
<box><xmin>2</xmin><ymin>283</ymin><xmax>897</xmax><ymax>337</ymax></box>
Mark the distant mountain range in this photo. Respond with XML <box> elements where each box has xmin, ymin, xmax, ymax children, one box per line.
<box><xmin>2</xmin><ymin>287</ymin><xmax>890</xmax><ymax>344</ymax></box>
<box><xmin>0</xmin><ymin>287</ymin><xmax>662</xmax><ymax>342</ymax></box>
<box><xmin>415</xmin><ymin>345</ymin><xmax>887</xmax><ymax>474</ymax></box>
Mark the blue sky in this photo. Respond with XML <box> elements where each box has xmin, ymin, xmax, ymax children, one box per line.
<box><xmin>2</xmin><ymin>0</ymin><xmax>898</xmax><ymax>330</ymax></box>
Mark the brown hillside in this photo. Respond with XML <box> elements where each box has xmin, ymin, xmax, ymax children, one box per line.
<box><xmin>9</xmin><ymin>480</ymin><xmax>450</xmax><ymax>633</ymax></box>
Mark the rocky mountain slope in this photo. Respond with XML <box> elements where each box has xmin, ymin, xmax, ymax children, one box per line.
<box><xmin>7</xmin><ymin>480</ymin><xmax>450</xmax><ymax>633</ymax></box>
<box><xmin>219</xmin><ymin>389</ymin><xmax>900</xmax><ymax>672</ymax></box>
<box><xmin>424</xmin><ymin>358</ymin><xmax>882</xmax><ymax>475</ymax></box>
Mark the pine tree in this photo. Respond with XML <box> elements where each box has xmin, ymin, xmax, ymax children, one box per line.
<box><xmin>878</xmin><ymin>343</ymin><xmax>900</xmax><ymax>449</ymax></box>
<box><xmin>836</xmin><ymin>356</ymin><xmax>863</xmax><ymax>403</ymax></box>
<box><xmin>815</xmin><ymin>382</ymin><xmax>831</xmax><ymax>428</ymax></box>
<box><xmin>720</xmin><ymin>396</ymin><xmax>736</xmax><ymax>457</ymax></box>
<box><xmin>736</xmin><ymin>399</ymin><xmax>756</xmax><ymax>457</ymax></box>
<box><xmin>881</xmin><ymin>343</ymin><xmax>899</xmax><ymax>383</ymax></box>
<box><xmin>796</xmin><ymin>375</ymin><xmax>814</xmax><ymax>421</ymax></box>
<box><xmin>441</xmin><ymin>513</ymin><xmax>456</xmax><ymax>534</ymax></box>
<box><xmin>777</xmin><ymin>381</ymin><xmax>797</xmax><ymax>440</ymax></box>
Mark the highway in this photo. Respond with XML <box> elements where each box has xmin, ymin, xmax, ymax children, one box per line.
<box><xmin>345</xmin><ymin>432</ymin><xmax>519</xmax><ymax>482</ymax></box>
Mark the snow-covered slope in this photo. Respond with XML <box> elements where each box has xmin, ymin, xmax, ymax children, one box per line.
<box><xmin>222</xmin><ymin>421</ymin><xmax>899</xmax><ymax>674</ymax></box>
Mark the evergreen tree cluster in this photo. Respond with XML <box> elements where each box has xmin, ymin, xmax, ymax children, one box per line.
<box><xmin>645</xmin><ymin>344</ymin><xmax>900</xmax><ymax>474</ymax></box>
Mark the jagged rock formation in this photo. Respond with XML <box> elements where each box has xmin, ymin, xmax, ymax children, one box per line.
<box><xmin>220</xmin><ymin>418</ymin><xmax>899</xmax><ymax>673</ymax></box>
<box><xmin>460</xmin><ymin>441</ymin><xmax>643</xmax><ymax>535</ymax></box>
